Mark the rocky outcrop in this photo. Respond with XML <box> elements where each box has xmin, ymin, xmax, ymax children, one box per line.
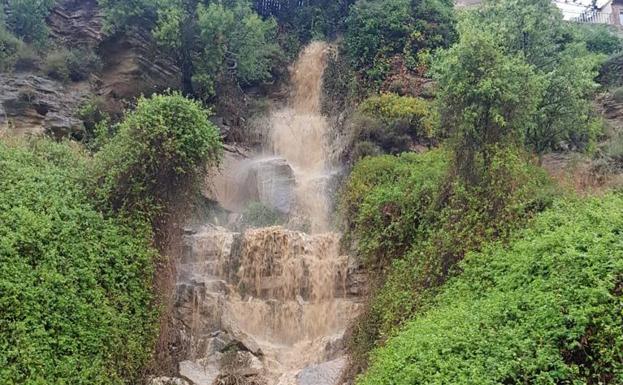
<box><xmin>0</xmin><ymin>73</ymin><xmax>89</xmax><ymax>137</ymax></box>
<box><xmin>1</xmin><ymin>0</ymin><xmax>181</xmax><ymax>138</ymax></box>
<box><xmin>207</xmin><ymin>147</ymin><xmax>297</xmax><ymax>216</ymax></box>
<box><xmin>296</xmin><ymin>357</ymin><xmax>347</xmax><ymax>385</ymax></box>
<box><xmin>167</xmin><ymin>225</ymin><xmax>363</xmax><ymax>385</ymax></box>
<box><xmin>48</xmin><ymin>0</ymin><xmax>104</xmax><ymax>48</ymax></box>
<box><xmin>243</xmin><ymin>157</ymin><xmax>297</xmax><ymax>214</ymax></box>
<box><xmin>97</xmin><ymin>28</ymin><xmax>180</xmax><ymax>113</ymax></box>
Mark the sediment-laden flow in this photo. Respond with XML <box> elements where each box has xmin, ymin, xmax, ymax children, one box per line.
<box><xmin>165</xmin><ymin>42</ymin><xmax>363</xmax><ymax>385</ymax></box>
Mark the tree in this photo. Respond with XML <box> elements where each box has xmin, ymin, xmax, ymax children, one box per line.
<box><xmin>195</xmin><ymin>1</ymin><xmax>279</xmax><ymax>95</ymax></box>
<box><xmin>467</xmin><ymin>0</ymin><xmax>602</xmax><ymax>155</ymax></box>
<box><xmin>97</xmin><ymin>0</ymin><xmax>158</xmax><ymax>33</ymax></box>
<box><xmin>152</xmin><ymin>0</ymin><xmax>280</xmax><ymax>99</ymax></box>
<box><xmin>252</xmin><ymin>0</ymin><xmax>355</xmax><ymax>43</ymax></box>
<box><xmin>434</xmin><ymin>21</ymin><xmax>539</xmax><ymax>181</ymax></box>
<box><xmin>4</xmin><ymin>0</ymin><xmax>55</xmax><ymax>44</ymax></box>
<box><xmin>151</xmin><ymin>0</ymin><xmax>199</xmax><ymax>95</ymax></box>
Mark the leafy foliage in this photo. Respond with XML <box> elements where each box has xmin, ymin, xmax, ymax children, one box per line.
<box><xmin>343</xmin><ymin>148</ymin><xmax>554</xmax><ymax>371</ymax></box>
<box><xmin>573</xmin><ymin>23</ymin><xmax>623</xmax><ymax>56</ymax></box>
<box><xmin>358</xmin><ymin>195</ymin><xmax>623</xmax><ymax>385</ymax></box>
<box><xmin>194</xmin><ymin>1</ymin><xmax>279</xmax><ymax>94</ymax></box>
<box><xmin>599</xmin><ymin>51</ymin><xmax>623</xmax><ymax>88</ymax></box>
<box><xmin>253</xmin><ymin>0</ymin><xmax>354</xmax><ymax>42</ymax></box>
<box><xmin>434</xmin><ymin>22</ymin><xmax>539</xmax><ymax>180</ymax></box>
<box><xmin>3</xmin><ymin>0</ymin><xmax>55</xmax><ymax>44</ymax></box>
<box><xmin>0</xmin><ymin>24</ymin><xmax>21</xmax><ymax>71</ymax></box>
<box><xmin>349</xmin><ymin>93</ymin><xmax>437</xmax><ymax>159</ymax></box>
<box><xmin>437</xmin><ymin>0</ymin><xmax>603</xmax><ymax>158</ymax></box>
<box><xmin>97</xmin><ymin>0</ymin><xmax>157</xmax><ymax>34</ymax></box>
<box><xmin>0</xmin><ymin>139</ymin><xmax>158</xmax><ymax>385</ymax></box>
<box><xmin>43</xmin><ymin>47</ymin><xmax>102</xmax><ymax>82</ymax></box>
<box><xmin>93</xmin><ymin>92</ymin><xmax>222</xmax><ymax>220</ymax></box>
<box><xmin>151</xmin><ymin>0</ymin><xmax>280</xmax><ymax>99</ymax></box>
<box><xmin>345</xmin><ymin>0</ymin><xmax>455</xmax><ymax>83</ymax></box>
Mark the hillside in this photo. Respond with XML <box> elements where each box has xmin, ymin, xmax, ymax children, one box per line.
<box><xmin>2</xmin><ymin>1</ymin><xmax>623</xmax><ymax>385</ymax></box>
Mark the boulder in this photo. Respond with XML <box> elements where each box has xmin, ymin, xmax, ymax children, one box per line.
<box><xmin>207</xmin><ymin>150</ymin><xmax>296</xmax><ymax>215</ymax></box>
<box><xmin>222</xmin><ymin>351</ymin><xmax>264</xmax><ymax>377</ymax></box>
<box><xmin>296</xmin><ymin>357</ymin><xmax>347</xmax><ymax>385</ymax></box>
<box><xmin>243</xmin><ymin>157</ymin><xmax>296</xmax><ymax>214</ymax></box>
<box><xmin>180</xmin><ymin>358</ymin><xmax>220</xmax><ymax>385</ymax></box>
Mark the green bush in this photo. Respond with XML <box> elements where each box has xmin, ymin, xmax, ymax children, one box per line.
<box><xmin>343</xmin><ymin>148</ymin><xmax>555</xmax><ymax>370</ymax></box>
<box><xmin>0</xmin><ymin>25</ymin><xmax>22</xmax><ymax>71</ymax></box>
<box><xmin>0</xmin><ymin>139</ymin><xmax>158</xmax><ymax>385</ymax></box>
<box><xmin>573</xmin><ymin>23</ymin><xmax>623</xmax><ymax>56</ymax></box>
<box><xmin>43</xmin><ymin>49</ymin><xmax>71</xmax><ymax>81</ymax></box>
<box><xmin>599</xmin><ymin>52</ymin><xmax>623</xmax><ymax>88</ymax></box>
<box><xmin>97</xmin><ymin>0</ymin><xmax>157</xmax><ymax>34</ymax></box>
<box><xmin>349</xmin><ymin>93</ymin><xmax>437</xmax><ymax>159</ymax></box>
<box><xmin>43</xmin><ymin>48</ymin><xmax>102</xmax><ymax>82</ymax></box>
<box><xmin>77</xmin><ymin>97</ymin><xmax>112</xmax><ymax>151</ymax></box>
<box><xmin>93</xmin><ymin>92</ymin><xmax>222</xmax><ymax>220</ymax></box>
<box><xmin>358</xmin><ymin>93</ymin><xmax>437</xmax><ymax>137</ymax></box>
<box><xmin>341</xmin><ymin>149</ymin><xmax>449</xmax><ymax>267</ymax></box>
<box><xmin>359</xmin><ymin>195</ymin><xmax>623</xmax><ymax>385</ymax></box>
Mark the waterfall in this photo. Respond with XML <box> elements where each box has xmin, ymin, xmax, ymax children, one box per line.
<box><xmin>163</xmin><ymin>42</ymin><xmax>363</xmax><ymax>385</ymax></box>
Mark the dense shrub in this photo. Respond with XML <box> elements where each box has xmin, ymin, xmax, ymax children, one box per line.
<box><xmin>345</xmin><ymin>0</ymin><xmax>455</xmax><ymax>82</ymax></box>
<box><xmin>97</xmin><ymin>0</ymin><xmax>157</xmax><ymax>33</ymax></box>
<box><xmin>573</xmin><ymin>23</ymin><xmax>623</xmax><ymax>56</ymax></box>
<box><xmin>253</xmin><ymin>0</ymin><xmax>354</xmax><ymax>42</ymax></box>
<box><xmin>77</xmin><ymin>97</ymin><xmax>112</xmax><ymax>151</ymax></box>
<box><xmin>349</xmin><ymin>93</ymin><xmax>437</xmax><ymax>159</ymax></box>
<box><xmin>341</xmin><ymin>150</ymin><xmax>449</xmax><ymax>267</ymax></box>
<box><xmin>43</xmin><ymin>48</ymin><xmax>102</xmax><ymax>82</ymax></box>
<box><xmin>343</xmin><ymin>148</ymin><xmax>554</xmax><ymax>371</ymax></box>
<box><xmin>43</xmin><ymin>49</ymin><xmax>71</xmax><ymax>81</ymax></box>
<box><xmin>599</xmin><ymin>52</ymin><xmax>623</xmax><ymax>88</ymax></box>
<box><xmin>0</xmin><ymin>139</ymin><xmax>158</xmax><ymax>384</ymax></box>
<box><xmin>359</xmin><ymin>195</ymin><xmax>623</xmax><ymax>385</ymax></box>
<box><xmin>93</xmin><ymin>92</ymin><xmax>222</xmax><ymax>220</ymax></box>
<box><xmin>0</xmin><ymin>25</ymin><xmax>21</xmax><ymax>71</ymax></box>
<box><xmin>358</xmin><ymin>93</ymin><xmax>436</xmax><ymax>137</ymax></box>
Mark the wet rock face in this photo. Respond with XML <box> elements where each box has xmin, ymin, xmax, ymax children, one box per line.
<box><xmin>48</xmin><ymin>0</ymin><xmax>104</xmax><ymax>47</ymax></box>
<box><xmin>2</xmin><ymin>0</ymin><xmax>180</xmax><ymax>139</ymax></box>
<box><xmin>207</xmin><ymin>150</ymin><xmax>297</xmax><ymax>216</ymax></box>
<box><xmin>0</xmin><ymin>74</ymin><xmax>88</xmax><ymax>137</ymax></box>
<box><xmin>243</xmin><ymin>157</ymin><xmax>296</xmax><ymax>215</ymax></box>
<box><xmin>169</xmin><ymin>225</ymin><xmax>363</xmax><ymax>385</ymax></box>
<box><xmin>97</xmin><ymin>27</ymin><xmax>180</xmax><ymax>110</ymax></box>
<box><xmin>296</xmin><ymin>357</ymin><xmax>347</xmax><ymax>385</ymax></box>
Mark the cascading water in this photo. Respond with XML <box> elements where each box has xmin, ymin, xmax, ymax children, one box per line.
<box><xmin>165</xmin><ymin>42</ymin><xmax>363</xmax><ymax>385</ymax></box>
<box><xmin>270</xmin><ymin>41</ymin><xmax>333</xmax><ymax>233</ymax></box>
